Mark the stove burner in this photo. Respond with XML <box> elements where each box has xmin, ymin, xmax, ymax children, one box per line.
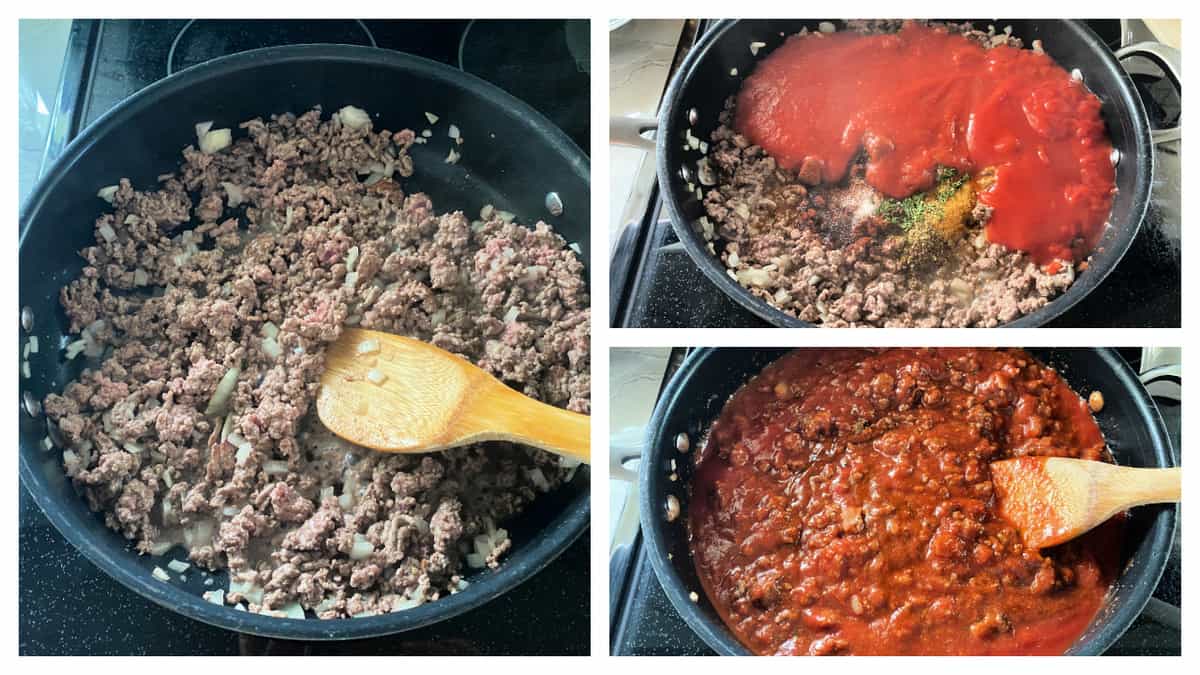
<box><xmin>166</xmin><ymin>19</ymin><xmax>377</xmax><ymax>76</ymax></box>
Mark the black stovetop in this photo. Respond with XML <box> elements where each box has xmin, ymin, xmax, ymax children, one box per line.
<box><xmin>19</xmin><ymin>19</ymin><xmax>589</xmax><ymax>656</ymax></box>
<box><xmin>610</xmin><ymin>347</ymin><xmax>1181</xmax><ymax>655</ymax></box>
<box><xmin>610</xmin><ymin>20</ymin><xmax>1181</xmax><ymax>328</ymax></box>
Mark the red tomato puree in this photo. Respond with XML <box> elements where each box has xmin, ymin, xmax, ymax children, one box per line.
<box><xmin>689</xmin><ymin>348</ymin><xmax>1122</xmax><ymax>655</ymax></box>
<box><xmin>735</xmin><ymin>23</ymin><xmax>1116</xmax><ymax>264</ymax></box>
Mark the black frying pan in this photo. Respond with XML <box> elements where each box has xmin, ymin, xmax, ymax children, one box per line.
<box><xmin>18</xmin><ymin>44</ymin><xmax>590</xmax><ymax>641</ymax></box>
<box><xmin>642</xmin><ymin>20</ymin><xmax>1180</xmax><ymax>327</ymax></box>
<box><xmin>636</xmin><ymin>348</ymin><xmax>1176</xmax><ymax>654</ymax></box>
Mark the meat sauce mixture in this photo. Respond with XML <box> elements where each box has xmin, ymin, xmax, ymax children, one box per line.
<box><xmin>42</xmin><ymin>106</ymin><xmax>589</xmax><ymax>618</ymax></box>
<box><xmin>699</xmin><ymin>21</ymin><xmax>1118</xmax><ymax>326</ymax></box>
<box><xmin>689</xmin><ymin>349</ymin><xmax>1120</xmax><ymax>655</ymax></box>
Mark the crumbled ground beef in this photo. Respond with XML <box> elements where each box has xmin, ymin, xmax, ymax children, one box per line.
<box><xmin>44</xmin><ymin>106</ymin><xmax>589</xmax><ymax>618</ymax></box>
<box><xmin>698</xmin><ymin>21</ymin><xmax>1081</xmax><ymax>327</ymax></box>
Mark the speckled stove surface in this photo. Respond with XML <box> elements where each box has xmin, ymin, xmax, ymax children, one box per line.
<box><xmin>19</xmin><ymin>18</ymin><xmax>589</xmax><ymax>656</ymax></box>
<box><xmin>609</xmin><ymin>348</ymin><xmax>1181</xmax><ymax>656</ymax></box>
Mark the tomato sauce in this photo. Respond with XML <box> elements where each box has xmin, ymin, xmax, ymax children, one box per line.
<box><xmin>688</xmin><ymin>349</ymin><xmax>1121</xmax><ymax>655</ymax></box>
<box><xmin>734</xmin><ymin>24</ymin><xmax>1116</xmax><ymax>264</ymax></box>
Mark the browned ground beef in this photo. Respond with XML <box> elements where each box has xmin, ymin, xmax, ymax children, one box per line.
<box><xmin>698</xmin><ymin>21</ymin><xmax>1081</xmax><ymax>327</ymax></box>
<box><xmin>43</xmin><ymin>106</ymin><xmax>589</xmax><ymax>618</ymax></box>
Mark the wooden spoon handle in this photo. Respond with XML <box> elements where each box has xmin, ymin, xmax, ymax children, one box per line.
<box><xmin>474</xmin><ymin>383</ymin><xmax>591</xmax><ymax>464</ymax></box>
<box><xmin>1099</xmin><ymin>465</ymin><xmax>1181</xmax><ymax>509</ymax></box>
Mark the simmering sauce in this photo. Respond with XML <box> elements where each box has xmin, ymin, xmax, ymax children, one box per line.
<box><xmin>689</xmin><ymin>348</ymin><xmax>1121</xmax><ymax>655</ymax></box>
<box><xmin>735</xmin><ymin>23</ymin><xmax>1116</xmax><ymax>264</ymax></box>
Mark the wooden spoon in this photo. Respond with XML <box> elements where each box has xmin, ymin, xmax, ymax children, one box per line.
<box><xmin>990</xmin><ymin>457</ymin><xmax>1179</xmax><ymax>549</ymax></box>
<box><xmin>316</xmin><ymin>328</ymin><xmax>590</xmax><ymax>463</ymax></box>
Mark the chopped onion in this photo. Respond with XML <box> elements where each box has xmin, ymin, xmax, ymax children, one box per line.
<box><xmin>123</xmin><ymin>442</ymin><xmax>144</xmax><ymax>454</ymax></box>
<box><xmin>473</xmin><ymin>534</ymin><xmax>494</xmax><ymax>557</ymax></box>
<box><xmin>818</xmin><ymin>21</ymin><xmax>836</xmax><ymax>33</ymax></box>
<box><xmin>204</xmin><ymin>366</ymin><xmax>240</xmax><ymax>416</ymax></box>
<box><xmin>356</xmin><ymin>338</ymin><xmax>380</xmax><ymax>355</ymax></box>
<box><xmin>527</xmin><ymin>467</ymin><xmax>551</xmax><ymax>492</ymax></box>
<box><xmin>147</xmin><ymin>541</ymin><xmax>174</xmax><ymax>556</ymax></box>
<box><xmin>366</xmin><ymin>369</ymin><xmax>387</xmax><ymax>385</ymax></box>
<box><xmin>167</xmin><ymin>560</ymin><xmax>191</xmax><ymax>573</ymax></box>
<box><xmin>445</xmin><ymin>148</ymin><xmax>461</xmax><ymax>164</ymax></box>
<box><xmin>349</xmin><ymin>533</ymin><xmax>374</xmax><ymax>560</ymax></box>
<box><xmin>280</xmin><ymin>601</ymin><xmax>307</xmax><ymax>619</ymax></box>
<box><xmin>40</xmin><ymin>436</ymin><xmax>54</xmax><ymax>451</ymax></box>
<box><xmin>29</xmin><ymin>336</ymin><xmax>39</xmax><ymax>353</ymax></box>
<box><xmin>263</xmin><ymin>460</ymin><xmax>290</xmax><ymax>475</ymax></box>
<box><xmin>133</xmin><ymin>269</ymin><xmax>149</xmax><ymax>286</ymax></box>
<box><xmin>421</xmin><ymin>129</ymin><xmax>433</xmax><ymax>138</ymax></box>
<box><xmin>338</xmin><ymin>493</ymin><xmax>354</xmax><ymax>511</ymax></box>
<box><xmin>229</xmin><ymin>578</ymin><xmax>265</xmax><ymax>604</ymax></box>
<box><xmin>199</xmin><ymin>128</ymin><xmax>232</xmax><ymax>154</ymax></box>
<box><xmin>424</xmin><ymin>112</ymin><xmax>439</xmax><ymax>124</ymax></box>
<box><xmin>195</xmin><ymin>120</ymin><xmax>214</xmax><ymax>139</ymax></box>
<box><xmin>320</xmin><ymin>486</ymin><xmax>335</xmax><ymax>502</ymax></box>
<box><xmin>502</xmin><ymin>306</ymin><xmax>520</xmax><ymax>324</ymax></box>
<box><xmin>466</xmin><ymin>552</ymin><xmax>487</xmax><ymax>569</ymax></box>
<box><xmin>64</xmin><ymin>339</ymin><xmax>86</xmax><ymax>360</ymax></box>
<box><xmin>315</xmin><ymin>597</ymin><xmax>339</xmax><ymax>613</ymax></box>
<box><xmin>568</xmin><ymin>242</ymin><xmax>582</xmax><ymax>254</ymax></box>
<box><xmin>183</xmin><ymin>520</ymin><xmax>215</xmax><ymax>549</ymax></box>
<box><xmin>344</xmin><ymin>271</ymin><xmax>359</xmax><ymax>289</ymax></box>
<box><xmin>220</xmin><ymin>181</ymin><xmax>244</xmax><ymax>207</ymax></box>
<box><xmin>496</xmin><ymin>210</ymin><xmax>516</xmax><ymax>224</ymax></box>
<box><xmin>448</xmin><ymin>124</ymin><xmax>460</xmax><ymax>139</ymax></box>
<box><xmin>97</xmin><ymin>224</ymin><xmax>117</xmax><ymax>242</ymax></box>
<box><xmin>261</xmin><ymin>321</ymin><xmax>280</xmax><ymax>339</ymax></box>
<box><xmin>203</xmin><ymin>589</ymin><xmax>226</xmax><ymax>605</ymax></box>
<box><xmin>749</xmin><ymin>41</ymin><xmax>766</xmax><ymax>55</ymax></box>
<box><xmin>338</xmin><ymin>105</ymin><xmax>371</xmax><ymax>130</ymax></box>
<box><xmin>261</xmin><ymin>337</ymin><xmax>283</xmax><ymax>360</ymax></box>
<box><xmin>345</xmin><ymin>246</ymin><xmax>360</xmax><ymax>272</ymax></box>
<box><xmin>21</xmin><ymin>361</ymin><xmax>30</xmax><ymax>379</ymax></box>
<box><xmin>97</xmin><ymin>185</ymin><xmax>119</xmax><ymax>203</ymax></box>
<box><xmin>152</xmin><ymin>566</ymin><xmax>171</xmax><ymax>582</ymax></box>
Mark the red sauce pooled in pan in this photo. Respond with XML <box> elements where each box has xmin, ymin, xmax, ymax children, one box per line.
<box><xmin>734</xmin><ymin>23</ymin><xmax>1116</xmax><ymax>264</ymax></box>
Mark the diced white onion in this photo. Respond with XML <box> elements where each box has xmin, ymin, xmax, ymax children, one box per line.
<box><xmin>133</xmin><ymin>269</ymin><xmax>149</xmax><ymax>286</ymax></box>
<box><xmin>199</xmin><ymin>128</ymin><xmax>232</xmax><ymax>154</ymax></box>
<box><xmin>568</xmin><ymin>242</ymin><xmax>582</xmax><ymax>254</ymax></box>
<box><xmin>21</xmin><ymin>361</ymin><xmax>30</xmax><ymax>379</ymax></box>
<box><xmin>263</xmin><ymin>460</ymin><xmax>289</xmax><ymax>475</ymax></box>
<box><xmin>97</xmin><ymin>185</ymin><xmax>119</xmax><ymax>203</ymax></box>
<box><xmin>337</xmin><ymin>105</ymin><xmax>372</xmax><ymax>131</ymax></box>
<box><xmin>424</xmin><ymin>112</ymin><xmax>439</xmax><ymax>124</ymax></box>
<box><xmin>203</xmin><ymin>589</ymin><xmax>226</xmax><ymax>605</ymax></box>
<box><xmin>280</xmin><ymin>601</ymin><xmax>307</xmax><ymax>619</ymax></box>
<box><xmin>204</xmin><ymin>366</ymin><xmax>240</xmax><ymax>416</ymax></box>
<box><xmin>40</xmin><ymin>436</ymin><xmax>54</xmax><ymax>451</ymax></box>
<box><xmin>366</xmin><ymin>369</ymin><xmax>387</xmax><ymax>386</ymax></box>
<box><xmin>496</xmin><ymin>210</ymin><xmax>516</xmax><ymax>223</ymax></box>
<box><xmin>97</xmin><ymin>224</ymin><xmax>116</xmax><ymax>242</ymax></box>
<box><xmin>152</xmin><ymin>566</ymin><xmax>171</xmax><ymax>582</ymax></box>
<box><xmin>123</xmin><ymin>442</ymin><xmax>144</xmax><ymax>454</ymax></box>
<box><xmin>345</xmin><ymin>246</ymin><xmax>360</xmax><ymax>272</ymax></box>
<box><xmin>349</xmin><ymin>533</ymin><xmax>374</xmax><ymax>560</ymax></box>
<box><xmin>220</xmin><ymin>181</ymin><xmax>244</xmax><ymax>207</ymax></box>
<box><xmin>818</xmin><ymin>21</ymin><xmax>836</xmax><ymax>33</ymax></box>
<box><xmin>147</xmin><ymin>540</ymin><xmax>174</xmax><ymax>556</ymax></box>
<box><xmin>65</xmin><ymin>339</ymin><xmax>86</xmax><ymax>360</ymax></box>
<box><xmin>261</xmin><ymin>322</ymin><xmax>279</xmax><ymax>339</ymax></box>
<box><xmin>527</xmin><ymin>467</ymin><xmax>551</xmax><ymax>492</ymax></box>
<box><xmin>356</xmin><ymin>339</ymin><xmax>380</xmax><ymax>355</ymax></box>
<box><xmin>195</xmin><ymin>121</ymin><xmax>213</xmax><ymax>139</ymax></box>
<box><xmin>445</xmin><ymin>148</ymin><xmax>461</xmax><ymax>164</ymax></box>
<box><xmin>229</xmin><ymin>578</ymin><xmax>265</xmax><ymax>604</ymax></box>
<box><xmin>261</xmin><ymin>337</ymin><xmax>283</xmax><ymax>360</ymax></box>
<box><xmin>29</xmin><ymin>336</ymin><xmax>39</xmax><ymax>353</ymax></box>
<box><xmin>448</xmin><ymin>124</ymin><xmax>460</xmax><ymax>139</ymax></box>
<box><xmin>167</xmin><ymin>560</ymin><xmax>191</xmax><ymax>573</ymax></box>
<box><xmin>749</xmin><ymin>41</ymin><xmax>766</xmax><ymax>55</ymax></box>
<box><xmin>466</xmin><ymin>552</ymin><xmax>487</xmax><ymax>569</ymax></box>
<box><xmin>344</xmin><ymin>271</ymin><xmax>359</xmax><ymax>288</ymax></box>
<box><xmin>421</xmin><ymin>129</ymin><xmax>433</xmax><ymax>138</ymax></box>
<box><xmin>502</xmin><ymin>307</ymin><xmax>520</xmax><ymax>323</ymax></box>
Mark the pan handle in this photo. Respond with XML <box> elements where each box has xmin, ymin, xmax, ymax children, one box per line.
<box><xmin>610</xmin><ymin>426</ymin><xmax>645</xmax><ymax>483</ymax></box>
<box><xmin>1115</xmin><ymin>41</ymin><xmax>1181</xmax><ymax>145</ymax></box>
<box><xmin>611</xmin><ymin>115</ymin><xmax>659</xmax><ymax>152</ymax></box>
